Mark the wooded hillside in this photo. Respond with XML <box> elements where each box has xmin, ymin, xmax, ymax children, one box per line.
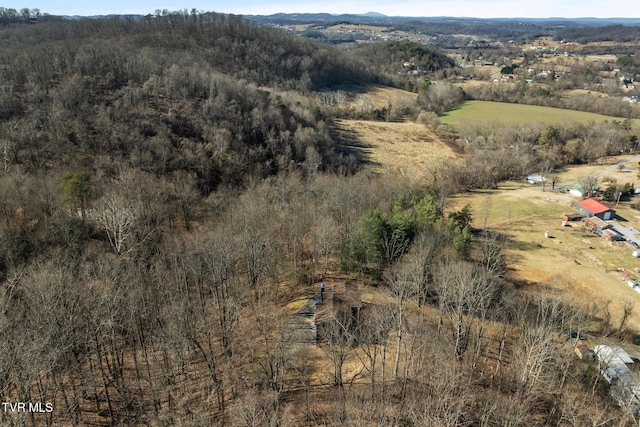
<box><xmin>0</xmin><ymin>11</ymin><xmax>637</xmax><ymax>427</ymax></box>
<box><xmin>0</xmin><ymin>12</ymin><xmax>383</xmax><ymax>192</ymax></box>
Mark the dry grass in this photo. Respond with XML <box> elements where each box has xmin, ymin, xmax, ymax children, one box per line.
<box><xmin>563</xmin><ymin>88</ymin><xmax>610</xmax><ymax>99</ymax></box>
<box><xmin>333</xmin><ymin>84</ymin><xmax>417</xmax><ymax>111</ymax></box>
<box><xmin>557</xmin><ymin>155</ymin><xmax>640</xmax><ymax>184</ymax></box>
<box><xmin>448</xmin><ymin>170</ymin><xmax>640</xmax><ymax>333</ymax></box>
<box><xmin>335</xmin><ymin>119</ymin><xmax>459</xmax><ymax>181</ymax></box>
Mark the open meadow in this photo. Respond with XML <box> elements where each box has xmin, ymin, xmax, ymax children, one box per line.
<box><xmin>440</xmin><ymin>100</ymin><xmax>640</xmax><ymax>128</ymax></box>
<box><xmin>337</xmin><ymin>83</ymin><xmax>418</xmax><ymax>110</ymax></box>
<box><xmin>334</xmin><ymin>118</ymin><xmax>460</xmax><ymax>179</ymax></box>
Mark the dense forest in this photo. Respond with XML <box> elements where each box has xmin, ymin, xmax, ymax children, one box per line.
<box><xmin>555</xmin><ymin>24</ymin><xmax>640</xmax><ymax>44</ymax></box>
<box><xmin>0</xmin><ymin>12</ymin><xmax>385</xmax><ymax>192</ymax></box>
<box><xmin>1</xmin><ymin>10</ymin><xmax>640</xmax><ymax>427</ymax></box>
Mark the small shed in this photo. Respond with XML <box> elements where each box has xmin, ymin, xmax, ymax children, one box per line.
<box><xmin>575</xmin><ymin>340</ymin><xmax>595</xmax><ymax>360</ymax></box>
<box><xmin>576</xmin><ymin>198</ymin><xmax>615</xmax><ymax>220</ymax></box>
<box><xmin>583</xmin><ymin>217</ymin><xmax>612</xmax><ymax>233</ymax></box>
<box><xmin>562</xmin><ymin>213</ymin><xmax>584</xmax><ymax>222</ymax></box>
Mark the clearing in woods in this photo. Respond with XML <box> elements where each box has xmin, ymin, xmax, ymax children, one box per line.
<box><xmin>334</xmin><ymin>119</ymin><xmax>460</xmax><ymax>179</ymax></box>
<box><xmin>333</xmin><ymin>85</ymin><xmax>460</xmax><ymax>179</ymax></box>
<box><xmin>335</xmin><ymin>84</ymin><xmax>640</xmax><ymax>333</ymax></box>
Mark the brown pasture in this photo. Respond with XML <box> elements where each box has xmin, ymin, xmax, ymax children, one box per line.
<box><xmin>334</xmin><ymin>118</ymin><xmax>459</xmax><ymax>181</ymax></box>
<box><xmin>448</xmin><ymin>176</ymin><xmax>640</xmax><ymax>333</ymax></box>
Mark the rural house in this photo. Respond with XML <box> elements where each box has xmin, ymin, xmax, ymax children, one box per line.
<box><xmin>576</xmin><ymin>198</ymin><xmax>615</xmax><ymax>220</ymax></box>
<box><xmin>315</xmin><ymin>281</ymin><xmax>369</xmax><ymax>343</ymax></box>
<box><xmin>594</xmin><ymin>345</ymin><xmax>640</xmax><ymax>412</ymax></box>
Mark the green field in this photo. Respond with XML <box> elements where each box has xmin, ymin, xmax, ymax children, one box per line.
<box><xmin>440</xmin><ymin>101</ymin><xmax>639</xmax><ymax>128</ymax></box>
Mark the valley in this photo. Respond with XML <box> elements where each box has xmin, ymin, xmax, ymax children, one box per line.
<box><xmin>2</xmin><ymin>9</ymin><xmax>640</xmax><ymax>426</ymax></box>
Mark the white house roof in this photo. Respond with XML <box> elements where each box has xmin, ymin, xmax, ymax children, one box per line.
<box><xmin>595</xmin><ymin>345</ymin><xmax>634</xmax><ymax>364</ymax></box>
<box><xmin>526</xmin><ymin>174</ymin><xmax>547</xmax><ymax>183</ymax></box>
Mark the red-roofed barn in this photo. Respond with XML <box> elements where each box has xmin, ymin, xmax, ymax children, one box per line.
<box><xmin>576</xmin><ymin>198</ymin><xmax>615</xmax><ymax>220</ymax></box>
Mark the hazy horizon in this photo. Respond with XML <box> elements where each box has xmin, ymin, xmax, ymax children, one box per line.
<box><xmin>3</xmin><ymin>0</ymin><xmax>638</xmax><ymax>19</ymax></box>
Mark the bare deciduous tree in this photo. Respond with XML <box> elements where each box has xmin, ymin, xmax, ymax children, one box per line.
<box><xmin>319</xmin><ymin>316</ymin><xmax>356</xmax><ymax>388</ymax></box>
<box><xmin>618</xmin><ymin>301</ymin><xmax>634</xmax><ymax>334</ymax></box>
<box><xmin>94</xmin><ymin>197</ymin><xmax>137</xmax><ymax>254</ymax></box>
<box><xmin>577</xmin><ymin>174</ymin><xmax>600</xmax><ymax>198</ymax></box>
<box><xmin>476</xmin><ymin>231</ymin><xmax>507</xmax><ymax>277</ymax></box>
<box><xmin>313</xmin><ymin>215</ymin><xmax>339</xmax><ymax>281</ymax></box>
<box><xmin>434</xmin><ymin>260</ymin><xmax>503</xmax><ymax>362</ymax></box>
<box><xmin>384</xmin><ymin>256</ymin><xmax>419</xmax><ymax>378</ymax></box>
<box><xmin>357</xmin><ymin>303</ymin><xmax>393</xmax><ymax>399</ymax></box>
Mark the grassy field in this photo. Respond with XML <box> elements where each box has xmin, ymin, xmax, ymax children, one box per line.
<box><xmin>440</xmin><ymin>100</ymin><xmax>639</xmax><ymax>128</ymax></box>
<box><xmin>448</xmin><ymin>168</ymin><xmax>640</xmax><ymax>332</ymax></box>
<box><xmin>337</xmin><ymin>84</ymin><xmax>417</xmax><ymax>110</ymax></box>
<box><xmin>334</xmin><ymin>119</ymin><xmax>459</xmax><ymax>180</ymax></box>
<box><xmin>336</xmin><ymin>85</ymin><xmax>640</xmax><ymax>331</ymax></box>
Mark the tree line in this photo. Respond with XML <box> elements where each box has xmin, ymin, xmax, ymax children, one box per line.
<box><xmin>555</xmin><ymin>24</ymin><xmax>640</xmax><ymax>44</ymax></box>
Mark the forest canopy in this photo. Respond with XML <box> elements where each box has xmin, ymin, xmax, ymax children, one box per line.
<box><xmin>0</xmin><ymin>12</ymin><xmax>387</xmax><ymax>193</ymax></box>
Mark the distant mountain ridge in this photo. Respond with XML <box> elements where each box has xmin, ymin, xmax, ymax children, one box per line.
<box><xmin>362</xmin><ymin>11</ymin><xmax>387</xmax><ymax>18</ymax></box>
<box><xmin>246</xmin><ymin>12</ymin><xmax>640</xmax><ymax>27</ymax></box>
<box><xmin>34</xmin><ymin>12</ymin><xmax>640</xmax><ymax>27</ymax></box>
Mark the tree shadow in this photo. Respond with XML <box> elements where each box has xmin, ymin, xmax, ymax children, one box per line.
<box><xmin>330</xmin><ymin>120</ymin><xmax>380</xmax><ymax>169</ymax></box>
<box><xmin>507</xmin><ymin>274</ymin><xmax>565</xmax><ymax>294</ymax></box>
<box><xmin>326</xmin><ymin>83</ymin><xmax>372</xmax><ymax>95</ymax></box>
<box><xmin>614</xmin><ymin>213</ymin><xmax>629</xmax><ymax>222</ymax></box>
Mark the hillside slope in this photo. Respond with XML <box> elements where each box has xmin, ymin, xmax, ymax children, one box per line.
<box><xmin>0</xmin><ymin>12</ymin><xmax>381</xmax><ymax>191</ymax></box>
<box><xmin>334</xmin><ymin>119</ymin><xmax>460</xmax><ymax>178</ymax></box>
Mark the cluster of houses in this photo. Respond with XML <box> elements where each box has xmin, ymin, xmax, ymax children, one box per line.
<box><xmin>573</xmin><ymin>198</ymin><xmax>625</xmax><ymax>239</ymax></box>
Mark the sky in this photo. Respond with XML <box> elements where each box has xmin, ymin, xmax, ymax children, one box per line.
<box><xmin>2</xmin><ymin>0</ymin><xmax>636</xmax><ymax>18</ymax></box>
